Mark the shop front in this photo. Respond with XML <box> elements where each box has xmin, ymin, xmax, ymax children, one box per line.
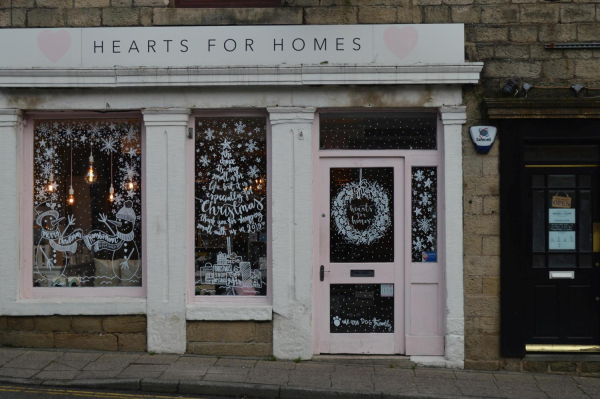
<box><xmin>0</xmin><ymin>24</ymin><xmax>481</xmax><ymax>367</ymax></box>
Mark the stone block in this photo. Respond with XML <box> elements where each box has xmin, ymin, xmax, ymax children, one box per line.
<box><xmin>134</xmin><ymin>0</ymin><xmax>167</xmax><ymax>5</ymax></box>
<box><xmin>102</xmin><ymin>8</ymin><xmax>138</xmax><ymax>26</ymax></box>
<box><xmin>358</xmin><ymin>7</ymin><xmax>397</xmax><ymax>23</ymax></box>
<box><xmin>465</xmin><ymin>334</ymin><xmax>500</xmax><ymax>360</ymax></box>
<box><xmin>0</xmin><ymin>331</ymin><xmax>54</xmax><ymax>348</ymax></box>
<box><xmin>502</xmin><ymin>358</ymin><xmax>522</xmax><ymax>372</ymax></box>
<box><xmin>540</xmin><ymin>24</ymin><xmax>576</xmax><ymax>42</ymax></box>
<box><xmin>575</xmin><ymin>59</ymin><xmax>600</xmax><ymax>78</ymax></box>
<box><xmin>0</xmin><ymin>0</ymin><xmax>9</xmax><ymax>7</ymax></box>
<box><xmin>187</xmin><ymin>321</ymin><xmax>255</xmax><ymax>343</ymax></box>
<box><xmin>481</xmin><ymin>5</ymin><xmax>519</xmax><ymax>23</ymax></box>
<box><xmin>465</xmin><ymin>255</ymin><xmax>500</xmax><ymax>276</ymax></box>
<box><xmin>397</xmin><ymin>4</ymin><xmax>422</xmax><ymax>22</ymax></box>
<box><xmin>464</xmin><ymin>176</ymin><xmax>499</xmax><ymax>196</ymax></box>
<box><xmin>464</xmin><ymin>360</ymin><xmax>500</xmax><ymax>371</ymax></box>
<box><xmin>483</xmin><ymin>196</ymin><xmax>499</xmax><ymax>215</ymax></box>
<box><xmin>465</xmin><ymin>276</ymin><xmax>483</xmax><ymax>294</ymax></box>
<box><xmin>474</xmin><ymin>26</ymin><xmax>508</xmax><ymax>42</ymax></box>
<box><xmin>154</xmin><ymin>7</ymin><xmax>303</xmax><ymax>26</ymax></box>
<box><xmin>321</xmin><ymin>0</ymin><xmax>407</xmax><ymax>5</ymax></box>
<box><xmin>111</xmin><ymin>0</ymin><xmax>132</xmax><ymax>6</ymax></box>
<box><xmin>305</xmin><ymin>7</ymin><xmax>358</xmax><ymax>24</ymax></box>
<box><xmin>465</xmin><ymin>296</ymin><xmax>500</xmax><ymax>317</ymax></box>
<box><xmin>550</xmin><ymin>362</ymin><xmax>577</xmax><ymax>372</ymax></box>
<box><xmin>55</xmin><ymin>333</ymin><xmax>118</xmax><ymax>351</ymax></box>
<box><xmin>542</xmin><ymin>59</ymin><xmax>575</xmax><ymax>78</ymax></box>
<box><xmin>466</xmin><ymin>316</ymin><xmax>500</xmax><ymax>334</ymax></box>
<box><xmin>509</xmin><ymin>25</ymin><xmax>538</xmax><ymax>43</ymax></box>
<box><xmin>495</xmin><ymin>45</ymin><xmax>530</xmax><ymax>60</ymax></box>
<box><xmin>72</xmin><ymin>317</ymin><xmax>102</xmax><ymax>333</ymax></box>
<box><xmin>464</xmin><ymin>157</ymin><xmax>483</xmax><ymax>176</ymax></box>
<box><xmin>465</xmin><ymin>235</ymin><xmax>483</xmax><ymax>256</ymax></box>
<box><xmin>464</xmin><ymin>214</ymin><xmax>500</xmax><ymax>236</ymax></box>
<box><xmin>561</xmin><ymin>4</ymin><xmax>595</xmax><ymax>22</ymax></box>
<box><xmin>414</xmin><ymin>0</ymin><xmax>441</xmax><ymax>5</ymax></box>
<box><xmin>523</xmin><ymin>361</ymin><xmax>548</xmax><ymax>373</ymax></box>
<box><xmin>28</xmin><ymin>8</ymin><xmax>65</xmax><ymax>27</ymax></box>
<box><xmin>118</xmin><ymin>334</ymin><xmax>147</xmax><ymax>352</ymax></box>
<box><xmin>423</xmin><ymin>5</ymin><xmax>449</xmax><ymax>22</ymax></box>
<box><xmin>482</xmin><ymin>277</ymin><xmax>500</xmax><ymax>296</ymax></box>
<box><xmin>464</xmin><ymin>196</ymin><xmax>483</xmax><ymax>215</ymax></box>
<box><xmin>255</xmin><ymin>322</ymin><xmax>272</xmax><ymax>343</ymax></box>
<box><xmin>443</xmin><ymin>0</ymin><xmax>473</xmax><ymax>5</ymax></box>
<box><xmin>482</xmin><ymin>236</ymin><xmax>500</xmax><ymax>256</ymax></box>
<box><xmin>451</xmin><ymin>6</ymin><xmax>480</xmax><ymax>23</ymax></box>
<box><xmin>36</xmin><ymin>0</ymin><xmax>73</xmax><ymax>7</ymax></box>
<box><xmin>187</xmin><ymin>342</ymin><xmax>272</xmax><ymax>357</ymax></box>
<box><xmin>0</xmin><ymin>317</ymin><xmax>7</xmax><ymax>330</ymax></box>
<box><xmin>7</xmin><ymin>317</ymin><xmax>35</xmax><ymax>331</ymax></box>
<box><xmin>530</xmin><ymin>44</ymin><xmax>564</xmax><ymax>60</ymax></box>
<box><xmin>12</xmin><ymin>8</ymin><xmax>26</xmax><ymax>26</ymax></box>
<box><xmin>140</xmin><ymin>7</ymin><xmax>152</xmax><ymax>25</ymax></box>
<box><xmin>103</xmin><ymin>316</ymin><xmax>146</xmax><ymax>334</ymax></box>
<box><xmin>521</xmin><ymin>4</ymin><xmax>559</xmax><ymax>23</ymax></box>
<box><xmin>581</xmin><ymin>362</ymin><xmax>600</xmax><ymax>373</ymax></box>
<box><xmin>12</xmin><ymin>0</ymin><xmax>35</xmax><ymax>7</ymax></box>
<box><xmin>482</xmin><ymin>157</ymin><xmax>499</xmax><ymax>176</ymax></box>
<box><xmin>578</xmin><ymin>24</ymin><xmax>600</xmax><ymax>41</ymax></box>
<box><xmin>564</xmin><ymin>49</ymin><xmax>594</xmax><ymax>59</ymax></box>
<box><xmin>484</xmin><ymin>60</ymin><xmax>542</xmax><ymax>78</ymax></box>
<box><xmin>74</xmin><ymin>0</ymin><xmax>108</xmax><ymax>6</ymax></box>
<box><xmin>474</xmin><ymin>0</ymin><xmax>506</xmax><ymax>5</ymax></box>
<box><xmin>34</xmin><ymin>316</ymin><xmax>71</xmax><ymax>333</ymax></box>
<box><xmin>67</xmin><ymin>8</ymin><xmax>101</xmax><ymax>26</ymax></box>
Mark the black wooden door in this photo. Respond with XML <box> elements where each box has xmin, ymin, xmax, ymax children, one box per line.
<box><xmin>524</xmin><ymin>167</ymin><xmax>600</xmax><ymax>345</ymax></box>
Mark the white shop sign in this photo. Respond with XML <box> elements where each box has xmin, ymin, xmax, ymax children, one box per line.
<box><xmin>0</xmin><ymin>24</ymin><xmax>464</xmax><ymax>69</ymax></box>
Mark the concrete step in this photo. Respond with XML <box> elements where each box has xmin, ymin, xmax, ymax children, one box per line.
<box><xmin>312</xmin><ymin>355</ymin><xmax>414</xmax><ymax>368</ymax></box>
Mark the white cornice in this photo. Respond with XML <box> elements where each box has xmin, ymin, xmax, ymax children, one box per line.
<box><xmin>0</xmin><ymin>64</ymin><xmax>483</xmax><ymax>88</ymax></box>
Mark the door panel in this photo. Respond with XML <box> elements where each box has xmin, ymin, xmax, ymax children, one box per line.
<box><xmin>525</xmin><ymin>167</ymin><xmax>600</xmax><ymax>345</ymax></box>
<box><xmin>318</xmin><ymin>157</ymin><xmax>404</xmax><ymax>354</ymax></box>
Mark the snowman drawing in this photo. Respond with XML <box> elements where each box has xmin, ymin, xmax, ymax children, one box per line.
<box><xmin>85</xmin><ymin>200</ymin><xmax>140</xmax><ymax>284</ymax></box>
<box><xmin>34</xmin><ymin>204</ymin><xmax>82</xmax><ymax>284</ymax></box>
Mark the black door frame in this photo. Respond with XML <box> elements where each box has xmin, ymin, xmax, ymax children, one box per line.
<box><xmin>500</xmin><ymin>119</ymin><xmax>600</xmax><ymax>357</ymax></box>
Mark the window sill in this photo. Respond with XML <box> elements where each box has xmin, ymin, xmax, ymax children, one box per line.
<box><xmin>186</xmin><ymin>304</ymin><xmax>272</xmax><ymax>321</ymax></box>
<box><xmin>1</xmin><ymin>297</ymin><xmax>146</xmax><ymax>316</ymax></box>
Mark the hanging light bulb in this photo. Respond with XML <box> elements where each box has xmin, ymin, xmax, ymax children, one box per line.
<box><xmin>85</xmin><ymin>146</ymin><xmax>97</xmax><ymax>185</ymax></box>
<box><xmin>127</xmin><ymin>181</ymin><xmax>135</xmax><ymax>190</ymax></box>
<box><xmin>67</xmin><ymin>186</ymin><xmax>75</xmax><ymax>205</ymax></box>
<box><xmin>109</xmin><ymin>185</ymin><xmax>114</xmax><ymax>202</ymax></box>
<box><xmin>47</xmin><ymin>172</ymin><xmax>56</xmax><ymax>192</ymax></box>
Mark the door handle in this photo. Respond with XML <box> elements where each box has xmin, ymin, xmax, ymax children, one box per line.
<box><xmin>320</xmin><ymin>265</ymin><xmax>330</xmax><ymax>282</ymax></box>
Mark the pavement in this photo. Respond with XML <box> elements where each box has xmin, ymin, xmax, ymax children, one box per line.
<box><xmin>1</xmin><ymin>348</ymin><xmax>600</xmax><ymax>399</ymax></box>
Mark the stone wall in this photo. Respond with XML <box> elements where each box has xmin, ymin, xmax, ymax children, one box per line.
<box><xmin>0</xmin><ymin>316</ymin><xmax>146</xmax><ymax>352</ymax></box>
<box><xmin>187</xmin><ymin>321</ymin><xmax>272</xmax><ymax>357</ymax></box>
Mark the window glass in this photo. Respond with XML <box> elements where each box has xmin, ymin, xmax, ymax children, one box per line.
<box><xmin>330</xmin><ymin>284</ymin><xmax>394</xmax><ymax>333</ymax></box>
<box><xmin>194</xmin><ymin>117</ymin><xmax>267</xmax><ymax>296</ymax></box>
<box><xmin>330</xmin><ymin>167</ymin><xmax>394</xmax><ymax>263</ymax></box>
<box><xmin>33</xmin><ymin>119</ymin><xmax>143</xmax><ymax>288</ymax></box>
<box><xmin>412</xmin><ymin>167</ymin><xmax>437</xmax><ymax>262</ymax></box>
<box><xmin>320</xmin><ymin>113</ymin><xmax>437</xmax><ymax>150</ymax></box>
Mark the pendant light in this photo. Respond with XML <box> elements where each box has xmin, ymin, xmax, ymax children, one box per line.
<box><xmin>67</xmin><ymin>138</ymin><xmax>75</xmax><ymax>206</ymax></box>
<box><xmin>85</xmin><ymin>143</ymin><xmax>97</xmax><ymax>185</ymax></box>
<box><xmin>108</xmin><ymin>152</ymin><xmax>114</xmax><ymax>202</ymax></box>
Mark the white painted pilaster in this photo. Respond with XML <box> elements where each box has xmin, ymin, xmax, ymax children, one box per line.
<box><xmin>143</xmin><ymin>108</ymin><xmax>191</xmax><ymax>354</ymax></box>
<box><xmin>0</xmin><ymin>109</ymin><xmax>23</xmax><ymax>309</ymax></box>
<box><xmin>440</xmin><ymin>106</ymin><xmax>467</xmax><ymax>368</ymax></box>
<box><xmin>268</xmin><ymin>107</ymin><xmax>316</xmax><ymax>360</ymax></box>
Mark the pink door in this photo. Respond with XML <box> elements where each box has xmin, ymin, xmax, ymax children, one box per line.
<box><xmin>317</xmin><ymin>157</ymin><xmax>404</xmax><ymax>354</ymax></box>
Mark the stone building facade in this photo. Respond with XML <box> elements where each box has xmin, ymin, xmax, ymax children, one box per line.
<box><xmin>1</xmin><ymin>0</ymin><xmax>599</xmax><ymax>371</ymax></box>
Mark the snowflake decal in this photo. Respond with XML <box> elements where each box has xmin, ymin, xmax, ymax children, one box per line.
<box><xmin>100</xmin><ymin>137</ymin><xmax>118</xmax><ymax>154</ymax></box>
<box><xmin>245</xmin><ymin>140</ymin><xmax>258</xmax><ymax>153</ymax></box>
<box><xmin>247</xmin><ymin>165</ymin><xmax>259</xmax><ymax>178</ymax></box>
<box><xmin>205</xmin><ymin>129</ymin><xmax>215</xmax><ymax>140</ymax></box>
<box><xmin>199</xmin><ymin>155</ymin><xmax>210</xmax><ymax>167</ymax></box>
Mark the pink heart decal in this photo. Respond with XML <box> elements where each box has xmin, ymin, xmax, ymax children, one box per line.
<box><xmin>37</xmin><ymin>30</ymin><xmax>72</xmax><ymax>63</ymax></box>
<box><xmin>383</xmin><ymin>26</ymin><xmax>419</xmax><ymax>60</ymax></box>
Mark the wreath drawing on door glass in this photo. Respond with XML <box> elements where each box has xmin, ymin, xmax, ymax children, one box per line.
<box><xmin>331</xmin><ymin>173</ymin><xmax>392</xmax><ymax>246</ymax></box>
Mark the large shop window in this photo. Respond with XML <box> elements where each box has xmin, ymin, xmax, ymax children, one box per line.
<box><xmin>194</xmin><ymin>117</ymin><xmax>268</xmax><ymax>297</ymax></box>
<box><xmin>32</xmin><ymin>119</ymin><xmax>143</xmax><ymax>288</ymax></box>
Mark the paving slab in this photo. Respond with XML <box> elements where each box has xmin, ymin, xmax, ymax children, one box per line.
<box><xmin>172</xmin><ymin>356</ymin><xmax>218</xmax><ymax>367</ymax></box>
<box><xmin>334</xmin><ymin>365</ymin><xmax>375</xmax><ymax>375</ymax></box>
<box><xmin>74</xmin><ymin>370</ymin><xmax>122</xmax><ymax>379</ymax></box>
<box><xmin>34</xmin><ymin>370</ymin><xmax>81</xmax><ymax>380</ymax></box>
<box><xmin>255</xmin><ymin>360</ymin><xmax>297</xmax><ymax>370</ymax></box>
<box><xmin>0</xmin><ymin>349</ymin><xmax>27</xmax><ymax>359</ymax></box>
<box><xmin>373</xmin><ymin>367</ymin><xmax>415</xmax><ymax>378</ymax></box>
<box><xmin>454</xmin><ymin>371</ymin><xmax>496</xmax><ymax>381</ymax></box>
<box><xmin>295</xmin><ymin>362</ymin><xmax>336</xmax><ymax>372</ymax></box>
<box><xmin>203</xmin><ymin>371</ymin><xmax>250</xmax><ymax>382</ymax></box>
<box><xmin>54</xmin><ymin>352</ymin><xmax>102</xmax><ymax>369</ymax></box>
<box><xmin>415</xmin><ymin>369</ymin><xmax>457</xmax><ymax>379</ymax></box>
<box><xmin>43</xmin><ymin>362</ymin><xmax>82</xmax><ymax>372</ymax></box>
<box><xmin>207</xmin><ymin>365</ymin><xmax>252</xmax><ymax>375</ymax></box>
<box><xmin>287</xmin><ymin>370</ymin><xmax>332</xmax><ymax>389</ymax></box>
<box><xmin>414</xmin><ymin>377</ymin><xmax>461</xmax><ymax>396</ymax></box>
<box><xmin>215</xmin><ymin>358</ymin><xmax>258</xmax><ymax>368</ymax></box>
<box><xmin>117</xmin><ymin>364</ymin><xmax>169</xmax><ymax>379</ymax></box>
<box><xmin>245</xmin><ymin>369</ymin><xmax>290</xmax><ymax>385</ymax></box>
<box><xmin>159</xmin><ymin>370</ymin><xmax>206</xmax><ymax>381</ymax></box>
<box><xmin>135</xmin><ymin>354</ymin><xmax>180</xmax><ymax>365</ymax></box>
<box><xmin>0</xmin><ymin>368</ymin><xmax>40</xmax><ymax>378</ymax></box>
<box><xmin>179</xmin><ymin>380</ymin><xmax>280</xmax><ymax>399</ymax></box>
<box><xmin>372</xmin><ymin>374</ymin><xmax>418</xmax><ymax>393</ymax></box>
<box><xmin>331</xmin><ymin>372</ymin><xmax>373</xmax><ymax>391</ymax></box>
<box><xmin>3</xmin><ymin>351</ymin><xmax>63</xmax><ymax>370</ymax></box>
